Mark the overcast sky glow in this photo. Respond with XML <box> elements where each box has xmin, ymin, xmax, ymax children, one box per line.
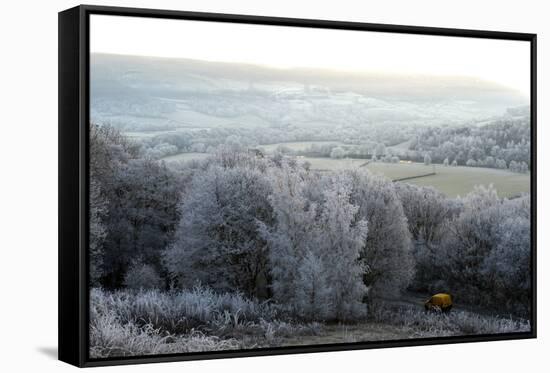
<box><xmin>90</xmin><ymin>15</ymin><xmax>531</xmax><ymax>97</ymax></box>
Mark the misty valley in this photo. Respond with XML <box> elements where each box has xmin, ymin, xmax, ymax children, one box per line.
<box><xmin>89</xmin><ymin>54</ymin><xmax>531</xmax><ymax>358</ymax></box>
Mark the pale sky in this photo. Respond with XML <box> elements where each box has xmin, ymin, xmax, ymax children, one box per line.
<box><xmin>90</xmin><ymin>14</ymin><xmax>531</xmax><ymax>97</ymax></box>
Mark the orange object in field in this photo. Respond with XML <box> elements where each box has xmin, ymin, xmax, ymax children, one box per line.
<box><xmin>424</xmin><ymin>293</ymin><xmax>453</xmax><ymax>312</ymax></box>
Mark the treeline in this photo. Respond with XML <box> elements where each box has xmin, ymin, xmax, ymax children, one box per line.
<box><xmin>133</xmin><ymin>122</ymin><xmax>411</xmax><ymax>161</ymax></box>
<box><xmin>136</xmin><ymin>115</ymin><xmax>530</xmax><ymax>175</ymax></box>
<box><xmin>409</xmin><ymin>117</ymin><xmax>530</xmax><ymax>171</ymax></box>
<box><xmin>90</xmin><ymin>125</ymin><xmax>531</xmax><ymax>319</ymax></box>
<box><xmin>285</xmin><ymin>117</ymin><xmax>531</xmax><ymax>173</ymax></box>
<box><xmin>89</xmin><ymin>125</ymin><xmax>182</xmax><ymax>288</ymax></box>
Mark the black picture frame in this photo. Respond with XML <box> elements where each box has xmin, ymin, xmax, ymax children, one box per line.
<box><xmin>59</xmin><ymin>4</ymin><xmax>537</xmax><ymax>368</ymax></box>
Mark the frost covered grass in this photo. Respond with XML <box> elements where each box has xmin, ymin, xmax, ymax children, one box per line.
<box><xmin>89</xmin><ymin>288</ymin><xmax>531</xmax><ymax>357</ymax></box>
<box><xmin>90</xmin><ymin>310</ymin><xmax>243</xmax><ymax>358</ymax></box>
<box><xmin>368</xmin><ymin>301</ymin><xmax>530</xmax><ymax>339</ymax></box>
<box><xmin>90</xmin><ymin>287</ymin><xmax>322</xmax><ymax>358</ymax></box>
<box><xmin>90</xmin><ymin>286</ymin><xmax>277</xmax><ymax>334</ymax></box>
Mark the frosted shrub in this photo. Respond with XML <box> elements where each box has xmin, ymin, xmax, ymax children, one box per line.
<box><xmin>369</xmin><ymin>301</ymin><xmax>530</xmax><ymax>338</ymax></box>
<box><xmin>89</xmin><ymin>309</ymin><xmax>243</xmax><ymax>358</ymax></box>
<box><xmin>90</xmin><ymin>287</ymin><xmax>327</xmax><ymax>356</ymax></box>
<box><xmin>90</xmin><ymin>287</ymin><xmax>278</xmax><ymax>335</ymax></box>
<box><xmin>124</xmin><ymin>261</ymin><xmax>163</xmax><ymax>290</ymax></box>
<box><xmin>347</xmin><ymin>170</ymin><xmax>414</xmax><ymax>298</ymax></box>
<box><xmin>330</xmin><ymin>147</ymin><xmax>346</xmax><ymax>159</ymax></box>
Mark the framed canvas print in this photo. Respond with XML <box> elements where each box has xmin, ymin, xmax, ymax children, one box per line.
<box><xmin>58</xmin><ymin>5</ymin><xmax>537</xmax><ymax>367</ymax></box>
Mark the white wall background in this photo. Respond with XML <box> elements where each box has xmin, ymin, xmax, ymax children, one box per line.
<box><xmin>0</xmin><ymin>0</ymin><xmax>547</xmax><ymax>371</ymax></box>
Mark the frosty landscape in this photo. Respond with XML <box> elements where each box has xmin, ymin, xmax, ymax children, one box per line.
<box><xmin>89</xmin><ymin>53</ymin><xmax>531</xmax><ymax>358</ymax></box>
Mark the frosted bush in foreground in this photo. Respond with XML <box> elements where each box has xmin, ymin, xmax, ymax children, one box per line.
<box><xmin>124</xmin><ymin>261</ymin><xmax>163</xmax><ymax>290</ymax></box>
<box><xmin>89</xmin><ymin>287</ymin><xmax>322</xmax><ymax>357</ymax></box>
<box><xmin>369</xmin><ymin>301</ymin><xmax>530</xmax><ymax>338</ymax></box>
<box><xmin>90</xmin><ymin>310</ymin><xmax>243</xmax><ymax>358</ymax></box>
<box><xmin>90</xmin><ymin>287</ymin><xmax>530</xmax><ymax>357</ymax></box>
<box><xmin>90</xmin><ymin>287</ymin><xmax>278</xmax><ymax>333</ymax></box>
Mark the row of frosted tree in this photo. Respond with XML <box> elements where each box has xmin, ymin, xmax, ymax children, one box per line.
<box><xmin>133</xmin><ymin>113</ymin><xmax>530</xmax><ymax>174</ymax></box>
<box><xmin>410</xmin><ymin>117</ymin><xmax>531</xmax><ymax>170</ymax></box>
<box><xmin>90</xmin><ymin>124</ymin><xmax>531</xmax><ymax>320</ymax></box>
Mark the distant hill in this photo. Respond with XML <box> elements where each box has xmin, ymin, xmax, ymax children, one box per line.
<box><xmin>91</xmin><ymin>53</ymin><xmax>528</xmax><ymax>132</ymax></box>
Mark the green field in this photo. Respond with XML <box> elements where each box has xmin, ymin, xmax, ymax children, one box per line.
<box><xmin>302</xmin><ymin>157</ymin><xmax>530</xmax><ymax>198</ymax></box>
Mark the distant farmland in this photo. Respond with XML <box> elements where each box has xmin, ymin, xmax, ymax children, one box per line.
<box><xmin>302</xmin><ymin>157</ymin><xmax>530</xmax><ymax>198</ymax></box>
<box><xmin>258</xmin><ymin>141</ymin><xmax>345</xmax><ymax>153</ymax></box>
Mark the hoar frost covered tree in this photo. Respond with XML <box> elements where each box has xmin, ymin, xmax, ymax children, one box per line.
<box><xmin>164</xmin><ymin>155</ymin><xmax>273</xmax><ymax>299</ymax></box>
<box><xmin>345</xmin><ymin>171</ymin><xmax>414</xmax><ymax>298</ymax></box>
<box><xmin>259</xmin><ymin>163</ymin><xmax>368</xmax><ymax>320</ymax></box>
<box><xmin>330</xmin><ymin>147</ymin><xmax>346</xmax><ymax>159</ymax></box>
<box><xmin>294</xmin><ymin>251</ymin><xmax>332</xmax><ymax>320</ymax></box>
<box><xmin>124</xmin><ymin>260</ymin><xmax>164</xmax><ymax>290</ymax></box>
<box><xmin>258</xmin><ymin>163</ymin><xmax>321</xmax><ymax>315</ymax></box>
<box><xmin>424</xmin><ymin>153</ymin><xmax>432</xmax><ymax>165</ymax></box>
<box><xmin>440</xmin><ymin>185</ymin><xmax>531</xmax><ymax>314</ymax></box>
<box><xmin>89</xmin><ymin>177</ymin><xmax>108</xmax><ymax>286</ymax></box>
<box><xmin>89</xmin><ymin>124</ymin><xmax>181</xmax><ymax>289</ymax></box>
<box><xmin>395</xmin><ymin>182</ymin><xmax>530</xmax><ymax>316</ymax></box>
<box><xmin>101</xmin><ymin>158</ymin><xmax>180</xmax><ymax>288</ymax></box>
<box><xmin>442</xmin><ymin>185</ymin><xmax>502</xmax><ymax>299</ymax></box>
<box><xmin>483</xmin><ymin>196</ymin><xmax>531</xmax><ymax>313</ymax></box>
<box><xmin>314</xmin><ymin>173</ymin><xmax>369</xmax><ymax>320</ymax></box>
<box><xmin>90</xmin><ymin>129</ymin><xmax>531</xmax><ymax>321</ymax></box>
<box><xmin>395</xmin><ymin>183</ymin><xmax>460</xmax><ymax>292</ymax></box>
